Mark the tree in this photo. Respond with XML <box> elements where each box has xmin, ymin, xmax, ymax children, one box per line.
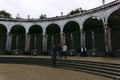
<box><xmin>83</xmin><ymin>17</ymin><xmax>103</xmax><ymax>32</ymax></box>
<box><xmin>39</xmin><ymin>14</ymin><xmax>47</xmax><ymax>19</ymax></box>
<box><xmin>0</xmin><ymin>10</ymin><xmax>11</xmax><ymax>18</ymax></box>
<box><xmin>68</xmin><ymin>8</ymin><xmax>84</xmax><ymax>15</ymax></box>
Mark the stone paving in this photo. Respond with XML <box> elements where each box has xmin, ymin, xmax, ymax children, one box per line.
<box><xmin>0</xmin><ymin>64</ymin><xmax>112</xmax><ymax>80</ymax></box>
<box><xmin>0</xmin><ymin>55</ymin><xmax>119</xmax><ymax>80</ymax></box>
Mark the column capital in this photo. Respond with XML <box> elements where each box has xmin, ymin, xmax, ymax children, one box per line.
<box><xmin>43</xmin><ymin>33</ymin><xmax>48</xmax><ymax>37</ymax></box>
<box><xmin>80</xmin><ymin>29</ymin><xmax>83</xmax><ymax>31</ymax></box>
<box><xmin>60</xmin><ymin>31</ymin><xmax>64</xmax><ymax>34</ymax></box>
<box><xmin>6</xmin><ymin>32</ymin><xmax>12</xmax><ymax>37</ymax></box>
<box><xmin>60</xmin><ymin>32</ymin><xmax>66</xmax><ymax>35</ymax></box>
<box><xmin>80</xmin><ymin>29</ymin><xmax>85</xmax><ymax>33</ymax></box>
<box><xmin>25</xmin><ymin>33</ymin><xmax>31</xmax><ymax>37</ymax></box>
<box><xmin>104</xmin><ymin>26</ymin><xmax>111</xmax><ymax>31</ymax></box>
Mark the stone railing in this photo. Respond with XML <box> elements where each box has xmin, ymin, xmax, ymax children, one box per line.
<box><xmin>0</xmin><ymin>0</ymin><xmax>119</xmax><ymax>22</ymax></box>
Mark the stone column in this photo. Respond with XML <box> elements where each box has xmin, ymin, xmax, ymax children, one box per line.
<box><xmin>92</xmin><ymin>31</ymin><xmax>95</xmax><ymax>50</ymax></box>
<box><xmin>60</xmin><ymin>32</ymin><xmax>66</xmax><ymax>47</ymax></box>
<box><xmin>42</xmin><ymin>33</ymin><xmax>48</xmax><ymax>53</ymax></box>
<box><xmin>6</xmin><ymin>33</ymin><xmax>9</xmax><ymax>52</ymax></box>
<box><xmin>34</xmin><ymin>35</ymin><xmax>37</xmax><ymax>49</ymax></box>
<box><xmin>80</xmin><ymin>29</ymin><xmax>84</xmax><ymax>47</ymax></box>
<box><xmin>16</xmin><ymin>35</ymin><xmax>19</xmax><ymax>49</ymax></box>
<box><xmin>52</xmin><ymin>35</ymin><xmax>54</xmax><ymax>48</ymax></box>
<box><xmin>104</xmin><ymin>26</ymin><xmax>112</xmax><ymax>54</ymax></box>
<box><xmin>80</xmin><ymin>29</ymin><xmax>85</xmax><ymax>47</ymax></box>
<box><xmin>71</xmin><ymin>33</ymin><xmax>74</xmax><ymax>49</ymax></box>
<box><xmin>6</xmin><ymin>32</ymin><xmax>12</xmax><ymax>52</ymax></box>
<box><xmin>80</xmin><ymin>29</ymin><xmax>83</xmax><ymax>47</ymax></box>
<box><xmin>25</xmin><ymin>33</ymin><xmax>30</xmax><ymax>52</ymax></box>
<box><xmin>92</xmin><ymin>31</ymin><xmax>95</xmax><ymax>55</ymax></box>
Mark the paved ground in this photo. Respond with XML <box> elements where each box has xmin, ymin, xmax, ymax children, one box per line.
<box><xmin>0</xmin><ymin>55</ymin><xmax>119</xmax><ymax>80</ymax></box>
<box><xmin>0</xmin><ymin>63</ymin><xmax>112</xmax><ymax>80</ymax></box>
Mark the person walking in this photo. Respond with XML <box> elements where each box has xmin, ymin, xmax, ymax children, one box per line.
<box><xmin>76</xmin><ymin>46</ymin><xmax>81</xmax><ymax>57</ymax></box>
<box><xmin>57</xmin><ymin>44</ymin><xmax>62</xmax><ymax>58</ymax></box>
<box><xmin>81</xmin><ymin>45</ymin><xmax>87</xmax><ymax>57</ymax></box>
<box><xmin>51</xmin><ymin>45</ymin><xmax>57</xmax><ymax>67</ymax></box>
<box><xmin>62</xmin><ymin>44</ymin><xmax>68</xmax><ymax>59</ymax></box>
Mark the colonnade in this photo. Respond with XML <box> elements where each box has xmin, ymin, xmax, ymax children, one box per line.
<box><xmin>3</xmin><ymin>23</ymin><xmax>111</xmax><ymax>55</ymax></box>
<box><xmin>0</xmin><ymin>0</ymin><xmax>119</xmax><ymax>55</ymax></box>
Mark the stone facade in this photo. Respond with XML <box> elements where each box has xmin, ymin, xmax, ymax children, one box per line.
<box><xmin>0</xmin><ymin>0</ymin><xmax>120</xmax><ymax>55</ymax></box>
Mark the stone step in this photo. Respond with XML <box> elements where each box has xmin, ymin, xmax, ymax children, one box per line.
<box><xmin>57</xmin><ymin>65</ymin><xmax>120</xmax><ymax>80</ymax></box>
<box><xmin>57</xmin><ymin>62</ymin><xmax>120</xmax><ymax>75</ymax></box>
<box><xmin>58</xmin><ymin>60</ymin><xmax>120</xmax><ymax>68</ymax></box>
<box><xmin>57</xmin><ymin>61</ymin><xmax>120</xmax><ymax>72</ymax></box>
<box><xmin>0</xmin><ymin>56</ymin><xmax>119</xmax><ymax>79</ymax></box>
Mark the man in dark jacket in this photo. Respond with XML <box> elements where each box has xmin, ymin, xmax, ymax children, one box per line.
<box><xmin>81</xmin><ymin>45</ymin><xmax>87</xmax><ymax>57</ymax></box>
<box><xmin>51</xmin><ymin>45</ymin><xmax>57</xmax><ymax>67</ymax></box>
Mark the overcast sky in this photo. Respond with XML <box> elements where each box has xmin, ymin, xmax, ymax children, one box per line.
<box><xmin>0</xmin><ymin>0</ymin><xmax>115</xmax><ymax>18</ymax></box>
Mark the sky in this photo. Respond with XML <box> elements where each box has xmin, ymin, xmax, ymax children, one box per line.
<box><xmin>0</xmin><ymin>0</ymin><xmax>115</xmax><ymax>18</ymax></box>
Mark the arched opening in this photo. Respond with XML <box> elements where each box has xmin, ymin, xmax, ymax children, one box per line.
<box><xmin>63</xmin><ymin>21</ymin><xmax>80</xmax><ymax>55</ymax></box>
<box><xmin>83</xmin><ymin>17</ymin><xmax>104</xmax><ymax>56</ymax></box>
<box><xmin>46</xmin><ymin>24</ymin><xmax>60</xmax><ymax>52</ymax></box>
<box><xmin>28</xmin><ymin>25</ymin><xmax>43</xmax><ymax>55</ymax></box>
<box><xmin>108</xmin><ymin>8</ymin><xmax>120</xmax><ymax>55</ymax></box>
<box><xmin>0</xmin><ymin>24</ymin><xmax>7</xmax><ymax>54</ymax></box>
<box><xmin>10</xmin><ymin>25</ymin><xmax>26</xmax><ymax>54</ymax></box>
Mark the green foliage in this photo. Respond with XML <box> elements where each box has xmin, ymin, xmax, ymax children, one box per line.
<box><xmin>30</xmin><ymin>34</ymin><xmax>43</xmax><ymax>51</ymax></box>
<box><xmin>83</xmin><ymin>17</ymin><xmax>103</xmax><ymax>32</ymax></box>
<box><xmin>68</xmin><ymin>8</ymin><xmax>80</xmax><ymax>15</ymax></box>
<box><xmin>64</xmin><ymin>21</ymin><xmax>80</xmax><ymax>33</ymax></box>
<box><xmin>40</xmin><ymin>14</ymin><xmax>46</xmax><ymax>19</ymax></box>
<box><xmin>108</xmin><ymin>9</ymin><xmax>120</xmax><ymax>52</ymax></box>
<box><xmin>68</xmin><ymin>8</ymin><xmax>84</xmax><ymax>15</ymax></box>
<box><xmin>108</xmin><ymin>9</ymin><xmax>120</xmax><ymax>31</ymax></box>
<box><xmin>0</xmin><ymin>24</ymin><xmax>7</xmax><ymax>33</ymax></box>
<box><xmin>11</xmin><ymin>34</ymin><xmax>25</xmax><ymax>51</ymax></box>
<box><xmin>0</xmin><ymin>34</ymin><xmax>6</xmax><ymax>54</ymax></box>
<box><xmin>10</xmin><ymin>25</ymin><xmax>25</xmax><ymax>34</ymax></box>
<box><xmin>46</xmin><ymin>24</ymin><xmax>60</xmax><ymax>34</ymax></box>
<box><xmin>29</xmin><ymin>25</ymin><xmax>43</xmax><ymax>34</ymax></box>
<box><xmin>63</xmin><ymin>21</ymin><xmax>80</xmax><ymax>49</ymax></box>
<box><xmin>0</xmin><ymin>10</ymin><xmax>11</xmax><ymax>18</ymax></box>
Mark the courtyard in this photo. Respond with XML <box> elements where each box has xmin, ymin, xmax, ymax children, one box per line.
<box><xmin>0</xmin><ymin>63</ymin><xmax>111</xmax><ymax>80</ymax></box>
<box><xmin>0</xmin><ymin>55</ymin><xmax>119</xmax><ymax>80</ymax></box>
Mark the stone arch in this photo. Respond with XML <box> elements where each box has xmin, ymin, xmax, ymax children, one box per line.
<box><xmin>83</xmin><ymin>17</ymin><xmax>105</xmax><ymax>56</ymax></box>
<box><xmin>28</xmin><ymin>25</ymin><xmax>43</xmax><ymax>55</ymax></box>
<box><xmin>83</xmin><ymin>16</ymin><xmax>103</xmax><ymax>31</ymax></box>
<box><xmin>10</xmin><ymin>25</ymin><xmax>26</xmax><ymax>54</ymax></box>
<box><xmin>63</xmin><ymin>21</ymin><xmax>80</xmax><ymax>33</ymax></box>
<box><xmin>108</xmin><ymin>8</ymin><xmax>120</xmax><ymax>28</ymax></box>
<box><xmin>0</xmin><ymin>24</ymin><xmax>7</xmax><ymax>33</ymax></box>
<box><xmin>10</xmin><ymin>25</ymin><xmax>26</xmax><ymax>34</ymax></box>
<box><xmin>0</xmin><ymin>24</ymin><xmax>7</xmax><ymax>54</ymax></box>
<box><xmin>108</xmin><ymin>8</ymin><xmax>120</xmax><ymax>53</ymax></box>
<box><xmin>29</xmin><ymin>25</ymin><xmax>43</xmax><ymax>34</ymax></box>
<box><xmin>106</xmin><ymin>7</ymin><xmax>120</xmax><ymax>22</ymax></box>
<box><xmin>46</xmin><ymin>23</ymin><xmax>60</xmax><ymax>34</ymax></box>
<box><xmin>63</xmin><ymin>21</ymin><xmax>80</xmax><ymax>55</ymax></box>
<box><xmin>46</xmin><ymin>23</ymin><xmax>60</xmax><ymax>51</ymax></box>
